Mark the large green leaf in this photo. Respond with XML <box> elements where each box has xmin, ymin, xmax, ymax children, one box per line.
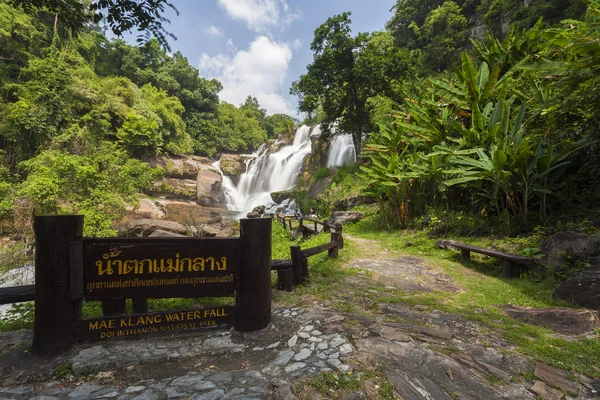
<box><xmin>443</xmin><ymin>176</ymin><xmax>482</xmax><ymax>186</ymax></box>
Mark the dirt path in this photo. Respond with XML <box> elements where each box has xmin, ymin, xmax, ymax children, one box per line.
<box><xmin>323</xmin><ymin>234</ymin><xmax>599</xmax><ymax>400</ymax></box>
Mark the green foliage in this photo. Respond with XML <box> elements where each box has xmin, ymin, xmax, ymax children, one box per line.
<box><xmin>0</xmin><ymin>302</ymin><xmax>34</xmax><ymax>331</ymax></box>
<box><xmin>8</xmin><ymin>0</ymin><xmax>178</xmax><ymax>50</ymax></box>
<box><xmin>17</xmin><ymin>147</ymin><xmax>162</xmax><ymax>236</ymax></box>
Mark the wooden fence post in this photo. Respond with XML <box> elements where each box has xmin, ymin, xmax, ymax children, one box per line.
<box><xmin>328</xmin><ymin>231</ymin><xmax>339</xmax><ymax>258</ymax></box>
<box><xmin>33</xmin><ymin>215</ymin><xmax>83</xmax><ymax>355</ymax></box>
<box><xmin>235</xmin><ymin>218</ymin><xmax>272</xmax><ymax>331</ymax></box>
<box><xmin>336</xmin><ymin>223</ymin><xmax>344</xmax><ymax>249</ymax></box>
<box><xmin>290</xmin><ymin>245</ymin><xmax>304</xmax><ymax>285</ymax></box>
<box><xmin>277</xmin><ymin>269</ymin><xmax>293</xmax><ymax>291</ymax></box>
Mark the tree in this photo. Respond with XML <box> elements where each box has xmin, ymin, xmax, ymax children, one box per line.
<box><xmin>292</xmin><ymin>14</ymin><xmax>414</xmax><ymax>154</ymax></box>
<box><xmin>262</xmin><ymin>114</ymin><xmax>296</xmax><ymax>139</ymax></box>
<box><xmin>421</xmin><ymin>1</ymin><xmax>468</xmax><ymax>71</ymax></box>
<box><xmin>7</xmin><ymin>0</ymin><xmax>178</xmax><ymax>49</ymax></box>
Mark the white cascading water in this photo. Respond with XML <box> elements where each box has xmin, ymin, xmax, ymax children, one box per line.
<box><xmin>218</xmin><ymin>125</ymin><xmax>314</xmax><ymax>217</ymax></box>
<box><xmin>327</xmin><ymin>134</ymin><xmax>356</xmax><ymax>167</ymax></box>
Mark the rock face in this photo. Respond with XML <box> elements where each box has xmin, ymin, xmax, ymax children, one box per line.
<box><xmin>540</xmin><ymin>232</ymin><xmax>600</xmax><ymax>271</ymax></box>
<box><xmin>151</xmin><ymin>177</ymin><xmax>197</xmax><ymax>200</ymax></box>
<box><xmin>196</xmin><ymin>165</ymin><xmax>225</xmax><ymax>207</ymax></box>
<box><xmin>148</xmin><ymin>155</ymin><xmax>210</xmax><ymax>180</ymax></box>
<box><xmin>219</xmin><ymin>154</ymin><xmax>251</xmax><ymax>185</ymax></box>
<box><xmin>554</xmin><ymin>263</ymin><xmax>600</xmax><ymax>310</ymax></box>
<box><xmin>308</xmin><ymin>176</ymin><xmax>333</xmax><ymax>199</ymax></box>
<box><xmin>503</xmin><ymin>305</ymin><xmax>600</xmax><ymax>335</ymax></box>
<box><xmin>329</xmin><ymin>211</ymin><xmax>364</xmax><ymax>225</ymax></box>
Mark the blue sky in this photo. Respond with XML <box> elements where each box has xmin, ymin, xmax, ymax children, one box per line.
<box><xmin>121</xmin><ymin>0</ymin><xmax>397</xmax><ymax>116</ymax></box>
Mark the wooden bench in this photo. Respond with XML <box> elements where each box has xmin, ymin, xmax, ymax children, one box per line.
<box><xmin>436</xmin><ymin>240</ymin><xmax>535</xmax><ymax>278</ymax></box>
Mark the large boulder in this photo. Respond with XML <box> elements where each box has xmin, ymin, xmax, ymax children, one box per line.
<box><xmin>247</xmin><ymin>205</ymin><xmax>265</xmax><ymax>219</ymax></box>
<box><xmin>539</xmin><ymin>232</ymin><xmax>600</xmax><ymax>271</ymax></box>
<box><xmin>329</xmin><ymin>211</ymin><xmax>364</xmax><ymax>225</ymax></box>
<box><xmin>156</xmin><ymin>200</ymin><xmax>224</xmax><ymax>226</ymax></box>
<box><xmin>219</xmin><ymin>154</ymin><xmax>251</xmax><ymax>184</ymax></box>
<box><xmin>270</xmin><ymin>190</ymin><xmax>292</xmax><ymax>204</ymax></box>
<box><xmin>554</xmin><ymin>261</ymin><xmax>600</xmax><ymax>310</ymax></box>
<box><xmin>502</xmin><ymin>305</ymin><xmax>600</xmax><ymax>335</ymax></box>
<box><xmin>194</xmin><ymin>218</ymin><xmax>238</xmax><ymax>237</ymax></box>
<box><xmin>124</xmin><ymin>198</ymin><xmax>165</xmax><ymax>220</ymax></box>
<box><xmin>147</xmin><ymin>155</ymin><xmax>210</xmax><ymax>179</ymax></box>
<box><xmin>118</xmin><ymin>219</ymin><xmax>188</xmax><ymax>237</ymax></box>
<box><xmin>196</xmin><ymin>165</ymin><xmax>225</xmax><ymax>207</ymax></box>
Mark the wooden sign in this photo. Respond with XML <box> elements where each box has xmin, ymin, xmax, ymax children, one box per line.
<box><xmin>77</xmin><ymin>237</ymin><xmax>240</xmax><ymax>300</ymax></box>
<box><xmin>74</xmin><ymin>305</ymin><xmax>235</xmax><ymax>341</ymax></box>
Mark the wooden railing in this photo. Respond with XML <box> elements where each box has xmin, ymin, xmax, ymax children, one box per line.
<box><xmin>272</xmin><ymin>222</ymin><xmax>343</xmax><ymax>291</ymax></box>
<box><xmin>275</xmin><ymin>214</ymin><xmax>331</xmax><ymax>235</ymax></box>
<box><xmin>0</xmin><ymin>284</ymin><xmax>35</xmax><ymax>305</ymax></box>
<box><xmin>1</xmin><ymin>220</ymin><xmax>344</xmax><ymax>307</ymax></box>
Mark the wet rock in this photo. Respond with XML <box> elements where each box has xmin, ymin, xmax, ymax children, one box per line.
<box><xmin>328</xmin><ymin>211</ymin><xmax>364</xmax><ymax>225</ymax></box>
<box><xmin>197</xmin><ymin>165</ymin><xmax>225</xmax><ymax>207</ymax></box>
<box><xmin>503</xmin><ymin>305</ymin><xmax>600</xmax><ymax>334</ymax></box>
<box><xmin>554</xmin><ymin>264</ymin><xmax>600</xmax><ymax>310</ymax></box>
<box><xmin>219</xmin><ymin>154</ymin><xmax>252</xmax><ymax>185</ymax></box>
<box><xmin>270</xmin><ymin>191</ymin><xmax>292</xmax><ymax>204</ymax></box>
<box><xmin>247</xmin><ymin>205</ymin><xmax>265</xmax><ymax>219</ymax></box>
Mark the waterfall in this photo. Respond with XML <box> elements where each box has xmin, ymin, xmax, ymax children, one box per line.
<box><xmin>327</xmin><ymin>134</ymin><xmax>356</xmax><ymax>167</ymax></box>
<box><xmin>218</xmin><ymin>125</ymin><xmax>314</xmax><ymax>217</ymax></box>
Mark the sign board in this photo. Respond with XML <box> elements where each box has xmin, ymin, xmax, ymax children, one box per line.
<box><xmin>74</xmin><ymin>305</ymin><xmax>235</xmax><ymax>341</ymax></box>
<box><xmin>78</xmin><ymin>237</ymin><xmax>240</xmax><ymax>300</ymax></box>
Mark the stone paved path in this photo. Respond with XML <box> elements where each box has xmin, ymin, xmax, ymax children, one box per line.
<box><xmin>0</xmin><ymin>308</ymin><xmax>354</xmax><ymax>399</ymax></box>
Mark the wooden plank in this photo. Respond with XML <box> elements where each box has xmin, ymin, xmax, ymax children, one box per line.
<box><xmin>74</xmin><ymin>305</ymin><xmax>235</xmax><ymax>341</ymax></box>
<box><xmin>301</xmin><ymin>241</ymin><xmax>337</xmax><ymax>258</ymax></box>
<box><xmin>0</xmin><ymin>285</ymin><xmax>35</xmax><ymax>304</ymax></box>
<box><xmin>271</xmin><ymin>260</ymin><xmax>293</xmax><ymax>270</ymax></box>
<box><xmin>81</xmin><ymin>237</ymin><xmax>240</xmax><ymax>300</ymax></box>
<box><xmin>436</xmin><ymin>240</ymin><xmax>534</xmax><ymax>265</ymax></box>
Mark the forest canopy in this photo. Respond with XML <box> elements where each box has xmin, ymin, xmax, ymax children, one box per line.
<box><xmin>0</xmin><ymin>0</ymin><xmax>296</xmax><ymax>236</ymax></box>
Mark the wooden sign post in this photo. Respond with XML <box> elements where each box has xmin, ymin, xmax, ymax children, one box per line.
<box><xmin>31</xmin><ymin>216</ymin><xmax>272</xmax><ymax>355</ymax></box>
<box><xmin>32</xmin><ymin>215</ymin><xmax>83</xmax><ymax>355</ymax></box>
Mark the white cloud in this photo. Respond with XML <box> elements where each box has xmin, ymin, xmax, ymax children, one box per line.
<box><xmin>204</xmin><ymin>25</ymin><xmax>223</xmax><ymax>36</ymax></box>
<box><xmin>199</xmin><ymin>36</ymin><xmax>295</xmax><ymax>115</ymax></box>
<box><xmin>291</xmin><ymin>39</ymin><xmax>302</xmax><ymax>50</ymax></box>
<box><xmin>217</xmin><ymin>0</ymin><xmax>301</xmax><ymax>32</ymax></box>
